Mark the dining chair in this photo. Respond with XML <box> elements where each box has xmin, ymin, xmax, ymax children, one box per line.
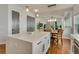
<box><xmin>57</xmin><ymin>29</ymin><xmax>63</xmax><ymax>48</ymax></box>
<box><xmin>51</xmin><ymin>31</ymin><xmax>58</xmax><ymax>47</ymax></box>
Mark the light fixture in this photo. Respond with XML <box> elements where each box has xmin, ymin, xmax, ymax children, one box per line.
<box><xmin>54</xmin><ymin>18</ymin><xmax>57</xmax><ymax>21</ymax></box>
<box><xmin>36</xmin><ymin>14</ymin><xmax>39</xmax><ymax>17</ymax></box>
<box><xmin>34</xmin><ymin>9</ymin><xmax>39</xmax><ymax>13</ymax></box>
<box><xmin>26</xmin><ymin>6</ymin><xmax>29</xmax><ymax>12</ymax></box>
<box><xmin>48</xmin><ymin>20</ymin><xmax>51</xmax><ymax>22</ymax></box>
<box><xmin>48</xmin><ymin>16</ymin><xmax>57</xmax><ymax>22</ymax></box>
<box><xmin>25</xmin><ymin>6</ymin><xmax>40</xmax><ymax>17</ymax></box>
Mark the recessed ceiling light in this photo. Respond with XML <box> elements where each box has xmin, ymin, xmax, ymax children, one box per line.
<box><xmin>26</xmin><ymin>8</ymin><xmax>29</xmax><ymax>12</ymax></box>
<box><xmin>54</xmin><ymin>18</ymin><xmax>57</xmax><ymax>21</ymax></box>
<box><xmin>36</xmin><ymin>14</ymin><xmax>39</xmax><ymax>17</ymax></box>
<box><xmin>34</xmin><ymin>9</ymin><xmax>39</xmax><ymax>13</ymax></box>
<box><xmin>26</xmin><ymin>6</ymin><xmax>29</xmax><ymax>12</ymax></box>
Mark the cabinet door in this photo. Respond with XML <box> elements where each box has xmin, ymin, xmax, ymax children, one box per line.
<box><xmin>27</xmin><ymin>16</ymin><xmax>35</xmax><ymax>32</ymax></box>
<box><xmin>45</xmin><ymin>37</ymin><xmax>50</xmax><ymax>49</ymax></box>
<box><xmin>32</xmin><ymin>41</ymin><xmax>45</xmax><ymax>54</ymax></box>
<box><xmin>12</xmin><ymin>11</ymin><xmax>20</xmax><ymax>34</ymax></box>
<box><xmin>43</xmin><ymin>36</ymin><xmax>50</xmax><ymax>53</ymax></box>
<box><xmin>32</xmin><ymin>35</ymin><xmax>50</xmax><ymax>54</ymax></box>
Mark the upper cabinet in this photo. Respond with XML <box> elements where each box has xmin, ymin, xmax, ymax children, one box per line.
<box><xmin>27</xmin><ymin>16</ymin><xmax>35</xmax><ymax>32</ymax></box>
<box><xmin>12</xmin><ymin>11</ymin><xmax>20</xmax><ymax>34</ymax></box>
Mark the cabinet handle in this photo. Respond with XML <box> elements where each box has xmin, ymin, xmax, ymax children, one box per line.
<box><xmin>42</xmin><ymin>44</ymin><xmax>45</xmax><ymax>52</ymax></box>
<box><xmin>37</xmin><ymin>41</ymin><xmax>42</xmax><ymax>45</ymax></box>
<box><xmin>48</xmin><ymin>40</ymin><xmax>50</xmax><ymax>44</ymax></box>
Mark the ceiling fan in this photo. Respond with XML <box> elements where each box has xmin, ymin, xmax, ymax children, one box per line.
<box><xmin>48</xmin><ymin>4</ymin><xmax>56</xmax><ymax>7</ymax></box>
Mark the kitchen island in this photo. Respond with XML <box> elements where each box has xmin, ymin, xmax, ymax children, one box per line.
<box><xmin>71</xmin><ymin>34</ymin><xmax>79</xmax><ymax>42</ymax></box>
<box><xmin>6</xmin><ymin>31</ymin><xmax>50</xmax><ymax>54</ymax></box>
<box><xmin>71</xmin><ymin>34</ymin><xmax>79</xmax><ymax>54</ymax></box>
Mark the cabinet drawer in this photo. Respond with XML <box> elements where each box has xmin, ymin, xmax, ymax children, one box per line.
<box><xmin>32</xmin><ymin>35</ymin><xmax>50</xmax><ymax>54</ymax></box>
<box><xmin>32</xmin><ymin>41</ymin><xmax>44</xmax><ymax>54</ymax></box>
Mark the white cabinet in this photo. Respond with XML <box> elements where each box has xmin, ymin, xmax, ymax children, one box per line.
<box><xmin>70</xmin><ymin>36</ymin><xmax>74</xmax><ymax>53</ymax></box>
<box><xmin>70</xmin><ymin>34</ymin><xmax>79</xmax><ymax>54</ymax></box>
<box><xmin>43</xmin><ymin>36</ymin><xmax>50</xmax><ymax>53</ymax></box>
<box><xmin>33</xmin><ymin>41</ymin><xmax>44</xmax><ymax>54</ymax></box>
<box><xmin>32</xmin><ymin>35</ymin><xmax>50</xmax><ymax>54</ymax></box>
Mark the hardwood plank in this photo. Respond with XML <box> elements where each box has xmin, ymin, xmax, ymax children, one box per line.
<box><xmin>48</xmin><ymin>39</ymin><xmax>71</xmax><ymax>54</ymax></box>
<box><xmin>0</xmin><ymin>44</ymin><xmax>6</xmax><ymax>54</ymax></box>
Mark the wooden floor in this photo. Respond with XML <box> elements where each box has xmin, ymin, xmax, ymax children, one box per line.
<box><xmin>48</xmin><ymin>38</ymin><xmax>71</xmax><ymax>54</ymax></box>
<box><xmin>0</xmin><ymin>44</ymin><xmax>6</xmax><ymax>54</ymax></box>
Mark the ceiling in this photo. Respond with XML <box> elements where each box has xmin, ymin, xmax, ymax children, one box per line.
<box><xmin>20</xmin><ymin>4</ymin><xmax>74</xmax><ymax>19</ymax></box>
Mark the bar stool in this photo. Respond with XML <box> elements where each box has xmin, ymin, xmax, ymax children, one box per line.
<box><xmin>57</xmin><ymin>29</ymin><xmax>63</xmax><ymax>48</ymax></box>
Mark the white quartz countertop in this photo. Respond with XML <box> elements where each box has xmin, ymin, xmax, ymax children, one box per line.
<box><xmin>71</xmin><ymin>34</ymin><xmax>79</xmax><ymax>42</ymax></box>
<box><xmin>9</xmin><ymin>31</ymin><xmax>50</xmax><ymax>43</ymax></box>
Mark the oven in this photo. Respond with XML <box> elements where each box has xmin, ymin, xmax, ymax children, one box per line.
<box><xmin>74</xmin><ymin>39</ymin><xmax>79</xmax><ymax>54</ymax></box>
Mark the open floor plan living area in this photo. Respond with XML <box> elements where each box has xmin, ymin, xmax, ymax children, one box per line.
<box><xmin>0</xmin><ymin>4</ymin><xmax>79</xmax><ymax>54</ymax></box>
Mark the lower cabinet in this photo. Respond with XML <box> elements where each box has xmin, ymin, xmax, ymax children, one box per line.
<box><xmin>32</xmin><ymin>41</ymin><xmax>44</xmax><ymax>54</ymax></box>
<box><xmin>43</xmin><ymin>37</ymin><xmax>50</xmax><ymax>53</ymax></box>
<box><xmin>32</xmin><ymin>35</ymin><xmax>50</xmax><ymax>54</ymax></box>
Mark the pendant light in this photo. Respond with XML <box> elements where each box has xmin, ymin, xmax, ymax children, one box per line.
<box><xmin>26</xmin><ymin>6</ymin><xmax>29</xmax><ymax>12</ymax></box>
<box><xmin>34</xmin><ymin>9</ymin><xmax>39</xmax><ymax>17</ymax></box>
<box><xmin>34</xmin><ymin>9</ymin><xmax>39</xmax><ymax>13</ymax></box>
<box><xmin>48</xmin><ymin>16</ymin><xmax>57</xmax><ymax>22</ymax></box>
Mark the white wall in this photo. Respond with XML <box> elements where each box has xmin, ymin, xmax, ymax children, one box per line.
<box><xmin>0</xmin><ymin>5</ymin><xmax>8</xmax><ymax>43</ymax></box>
<box><xmin>73</xmin><ymin>5</ymin><xmax>79</xmax><ymax>14</ymax></box>
<box><xmin>8</xmin><ymin>4</ymin><xmax>35</xmax><ymax>36</ymax></box>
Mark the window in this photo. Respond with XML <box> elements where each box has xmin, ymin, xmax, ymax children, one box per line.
<box><xmin>74</xmin><ymin>13</ymin><xmax>79</xmax><ymax>33</ymax></box>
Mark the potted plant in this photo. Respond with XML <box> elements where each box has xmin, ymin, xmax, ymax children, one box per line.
<box><xmin>44</xmin><ymin>24</ymin><xmax>46</xmax><ymax>30</ymax></box>
<box><xmin>55</xmin><ymin>21</ymin><xmax>58</xmax><ymax>30</ymax></box>
<box><xmin>37</xmin><ymin>22</ymin><xmax>43</xmax><ymax>31</ymax></box>
<box><xmin>51</xmin><ymin>25</ymin><xmax>54</xmax><ymax>30</ymax></box>
<box><xmin>59</xmin><ymin>25</ymin><xmax>62</xmax><ymax>29</ymax></box>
